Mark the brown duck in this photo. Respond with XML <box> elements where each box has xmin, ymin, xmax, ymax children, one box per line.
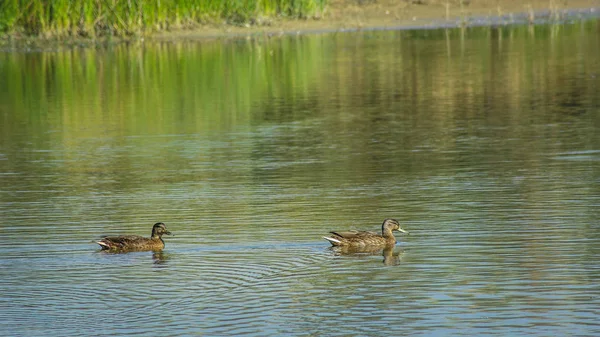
<box><xmin>323</xmin><ymin>218</ymin><xmax>409</xmax><ymax>248</ymax></box>
<box><xmin>96</xmin><ymin>222</ymin><xmax>172</xmax><ymax>252</ymax></box>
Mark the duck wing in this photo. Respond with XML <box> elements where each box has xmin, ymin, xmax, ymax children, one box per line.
<box><xmin>329</xmin><ymin>230</ymin><xmax>379</xmax><ymax>239</ymax></box>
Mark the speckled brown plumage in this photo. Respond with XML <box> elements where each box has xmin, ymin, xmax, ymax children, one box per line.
<box><xmin>96</xmin><ymin>222</ymin><xmax>172</xmax><ymax>252</ymax></box>
<box><xmin>323</xmin><ymin>219</ymin><xmax>409</xmax><ymax>248</ymax></box>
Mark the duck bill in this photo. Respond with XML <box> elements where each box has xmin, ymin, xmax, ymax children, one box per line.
<box><xmin>397</xmin><ymin>228</ymin><xmax>409</xmax><ymax>235</ymax></box>
<box><xmin>165</xmin><ymin>231</ymin><xmax>173</xmax><ymax>236</ymax></box>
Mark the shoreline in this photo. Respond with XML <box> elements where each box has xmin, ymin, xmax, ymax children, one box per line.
<box><xmin>152</xmin><ymin>7</ymin><xmax>600</xmax><ymax>41</ymax></box>
<box><xmin>1</xmin><ymin>0</ymin><xmax>599</xmax><ymax>50</ymax></box>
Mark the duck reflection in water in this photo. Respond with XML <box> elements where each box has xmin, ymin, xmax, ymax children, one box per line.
<box><xmin>98</xmin><ymin>249</ymin><xmax>171</xmax><ymax>265</ymax></box>
<box><xmin>152</xmin><ymin>251</ymin><xmax>170</xmax><ymax>266</ymax></box>
<box><xmin>331</xmin><ymin>245</ymin><xmax>404</xmax><ymax>266</ymax></box>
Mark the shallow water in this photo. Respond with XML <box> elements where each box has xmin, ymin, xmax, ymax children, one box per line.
<box><xmin>1</xmin><ymin>21</ymin><xmax>600</xmax><ymax>336</ymax></box>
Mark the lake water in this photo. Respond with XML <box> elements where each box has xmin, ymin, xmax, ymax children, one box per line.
<box><xmin>1</xmin><ymin>21</ymin><xmax>599</xmax><ymax>336</ymax></box>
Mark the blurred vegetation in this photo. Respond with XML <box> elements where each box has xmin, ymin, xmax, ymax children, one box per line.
<box><xmin>0</xmin><ymin>0</ymin><xmax>326</xmax><ymax>37</ymax></box>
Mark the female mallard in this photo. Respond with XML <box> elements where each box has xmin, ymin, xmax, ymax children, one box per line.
<box><xmin>96</xmin><ymin>222</ymin><xmax>172</xmax><ymax>252</ymax></box>
<box><xmin>323</xmin><ymin>218</ymin><xmax>409</xmax><ymax>248</ymax></box>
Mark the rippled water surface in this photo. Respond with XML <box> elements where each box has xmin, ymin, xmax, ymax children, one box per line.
<box><xmin>1</xmin><ymin>21</ymin><xmax>599</xmax><ymax>336</ymax></box>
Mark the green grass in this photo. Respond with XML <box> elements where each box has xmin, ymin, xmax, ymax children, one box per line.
<box><xmin>0</xmin><ymin>0</ymin><xmax>327</xmax><ymax>37</ymax></box>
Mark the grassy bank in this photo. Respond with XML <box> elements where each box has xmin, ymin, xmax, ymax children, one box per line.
<box><xmin>0</xmin><ymin>0</ymin><xmax>325</xmax><ymax>37</ymax></box>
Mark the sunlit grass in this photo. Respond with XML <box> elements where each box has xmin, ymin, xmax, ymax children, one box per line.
<box><xmin>0</xmin><ymin>0</ymin><xmax>327</xmax><ymax>37</ymax></box>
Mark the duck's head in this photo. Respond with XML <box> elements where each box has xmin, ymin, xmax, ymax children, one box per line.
<box><xmin>382</xmin><ymin>218</ymin><xmax>409</xmax><ymax>235</ymax></box>
<box><xmin>151</xmin><ymin>222</ymin><xmax>172</xmax><ymax>238</ymax></box>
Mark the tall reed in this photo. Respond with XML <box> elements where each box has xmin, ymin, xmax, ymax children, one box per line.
<box><xmin>0</xmin><ymin>0</ymin><xmax>326</xmax><ymax>37</ymax></box>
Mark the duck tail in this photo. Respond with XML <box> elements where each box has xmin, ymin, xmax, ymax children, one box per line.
<box><xmin>323</xmin><ymin>236</ymin><xmax>341</xmax><ymax>246</ymax></box>
<box><xmin>96</xmin><ymin>240</ymin><xmax>111</xmax><ymax>250</ymax></box>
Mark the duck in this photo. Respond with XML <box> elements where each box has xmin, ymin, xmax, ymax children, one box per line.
<box><xmin>323</xmin><ymin>218</ymin><xmax>409</xmax><ymax>248</ymax></box>
<box><xmin>96</xmin><ymin>222</ymin><xmax>172</xmax><ymax>252</ymax></box>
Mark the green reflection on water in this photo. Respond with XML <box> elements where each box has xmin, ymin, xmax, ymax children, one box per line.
<box><xmin>1</xmin><ymin>22</ymin><xmax>597</xmax><ymax>147</ymax></box>
<box><xmin>1</xmin><ymin>36</ymin><xmax>325</xmax><ymax>141</ymax></box>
